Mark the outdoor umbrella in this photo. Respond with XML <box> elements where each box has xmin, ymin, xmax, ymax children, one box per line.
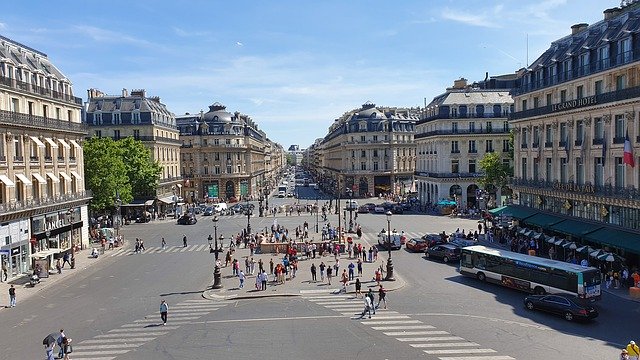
<box><xmin>534</xmin><ymin>233</ymin><xmax>545</xmax><ymax>240</ymax></box>
<box><xmin>589</xmin><ymin>249</ymin><xmax>606</xmax><ymax>258</ymax></box>
<box><xmin>562</xmin><ymin>241</ymin><xmax>577</xmax><ymax>250</ymax></box>
<box><xmin>554</xmin><ymin>238</ymin><xmax>567</xmax><ymax>246</ymax></box>
<box><xmin>519</xmin><ymin>228</ymin><xmax>529</xmax><ymax>235</ymax></box>
<box><xmin>546</xmin><ymin>236</ymin><xmax>556</xmax><ymax>243</ymax></box>
<box><xmin>576</xmin><ymin>245</ymin><xmax>595</xmax><ymax>254</ymax></box>
<box><xmin>597</xmin><ymin>253</ymin><xmax>615</xmax><ymax>262</ymax></box>
<box><xmin>42</xmin><ymin>333</ymin><xmax>57</xmax><ymax>347</ymax></box>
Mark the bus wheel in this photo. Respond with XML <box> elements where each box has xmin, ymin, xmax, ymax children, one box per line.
<box><xmin>534</xmin><ymin>287</ymin><xmax>546</xmax><ymax>295</ymax></box>
<box><xmin>477</xmin><ymin>272</ymin><xmax>486</xmax><ymax>282</ymax></box>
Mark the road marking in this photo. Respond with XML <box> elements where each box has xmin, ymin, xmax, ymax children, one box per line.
<box><xmin>385</xmin><ymin>330</ymin><xmax>450</xmax><ymax>336</ymax></box>
<box><xmin>74</xmin><ymin>343</ymin><xmax>141</xmax><ymax>350</ymax></box>
<box><xmin>179</xmin><ymin>246</ymin><xmax>190</xmax><ymax>252</ymax></box>
<box><xmin>68</xmin><ymin>357</ymin><xmax>115</xmax><ymax>360</ymax></box>
<box><xmin>124</xmin><ymin>317</ymin><xmax>201</xmax><ymax>326</ymax></box>
<box><xmin>183</xmin><ymin>299</ymin><xmax>218</xmax><ymax>303</ymax></box>
<box><xmin>79</xmin><ymin>337</ymin><xmax>154</xmax><ymax>344</ymax></box>
<box><xmin>437</xmin><ymin>356</ymin><xmax>515</xmax><ymax>360</ymax></box>
<box><xmin>95</xmin><ymin>331</ymin><xmax>168</xmax><ymax>338</ymax></box>
<box><xmin>315</xmin><ymin>301</ymin><xmax>359</xmax><ymax>305</ymax></box>
<box><xmin>108</xmin><ymin>326</ymin><xmax>179</xmax><ymax>333</ymax></box>
<box><xmin>424</xmin><ymin>349</ymin><xmax>497</xmax><ymax>355</ymax></box>
<box><xmin>365</xmin><ymin>320</ymin><xmax>422</xmax><ymax>325</ymax></box>
<box><xmin>406</xmin><ymin>312</ymin><xmax>552</xmax><ymax>331</ymax></box>
<box><xmin>361</xmin><ymin>315</ymin><xmax>410</xmax><ymax>319</ymax></box>
<box><xmin>410</xmin><ymin>342</ymin><xmax>479</xmax><ymax>348</ymax></box>
<box><xmin>304</xmin><ymin>295</ymin><xmax>351</xmax><ymax>300</ymax></box>
<box><xmin>371</xmin><ymin>325</ymin><xmax>435</xmax><ymax>330</ymax></box>
<box><xmin>396</xmin><ymin>336</ymin><xmax>465</xmax><ymax>342</ymax></box>
<box><xmin>170</xmin><ymin>308</ymin><xmax>215</xmax><ymax>313</ymax></box>
<box><xmin>67</xmin><ymin>350</ymin><xmax>131</xmax><ymax>356</ymax></box>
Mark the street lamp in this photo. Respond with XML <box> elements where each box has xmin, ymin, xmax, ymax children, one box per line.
<box><xmin>346</xmin><ymin>188</ymin><xmax>353</xmax><ymax>233</ymax></box>
<box><xmin>245</xmin><ymin>198</ymin><xmax>252</xmax><ymax>241</ymax></box>
<box><xmin>211</xmin><ymin>216</ymin><xmax>223</xmax><ymax>289</ymax></box>
<box><xmin>315</xmin><ymin>195</ymin><xmax>319</xmax><ymax>233</ymax></box>
<box><xmin>385</xmin><ymin>211</ymin><xmax>395</xmax><ymax>281</ymax></box>
<box><xmin>67</xmin><ymin>208</ymin><xmax>76</xmax><ymax>269</ymax></box>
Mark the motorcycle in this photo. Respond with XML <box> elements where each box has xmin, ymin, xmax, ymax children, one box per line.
<box><xmin>30</xmin><ymin>274</ymin><xmax>40</xmax><ymax>287</ymax></box>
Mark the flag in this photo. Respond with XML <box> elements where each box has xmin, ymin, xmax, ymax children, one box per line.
<box><xmin>602</xmin><ymin>130</ymin><xmax>606</xmax><ymax>166</ymax></box>
<box><xmin>624</xmin><ymin>129</ymin><xmax>635</xmax><ymax>167</ymax></box>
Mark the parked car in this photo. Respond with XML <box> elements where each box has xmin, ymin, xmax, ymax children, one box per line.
<box><xmin>374</xmin><ymin>205</ymin><xmax>386</xmax><ymax>214</ymax></box>
<box><xmin>421</xmin><ymin>234</ymin><xmax>446</xmax><ymax>248</ymax></box>
<box><xmin>381</xmin><ymin>202</ymin><xmax>395</xmax><ymax>210</ymax></box>
<box><xmin>357</xmin><ymin>205</ymin><xmax>370</xmax><ymax>213</ymax></box>
<box><xmin>400</xmin><ymin>202</ymin><xmax>412</xmax><ymax>210</ymax></box>
<box><xmin>524</xmin><ymin>294</ymin><xmax>598</xmax><ymax>322</ymax></box>
<box><xmin>425</xmin><ymin>244</ymin><xmax>461</xmax><ymax>263</ymax></box>
<box><xmin>391</xmin><ymin>205</ymin><xmax>404</xmax><ymax>214</ymax></box>
<box><xmin>405</xmin><ymin>238</ymin><xmax>429</xmax><ymax>252</ymax></box>
<box><xmin>177</xmin><ymin>213</ymin><xmax>197</xmax><ymax>225</ymax></box>
<box><xmin>203</xmin><ymin>207</ymin><xmax>215</xmax><ymax>216</ymax></box>
<box><xmin>365</xmin><ymin>203</ymin><xmax>376</xmax><ymax>211</ymax></box>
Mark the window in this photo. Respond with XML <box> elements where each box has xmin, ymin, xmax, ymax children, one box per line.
<box><xmin>533</xmin><ymin>161</ymin><xmax>539</xmax><ymax>181</ymax></box>
<box><xmin>533</xmin><ymin>97</ymin><xmax>539</xmax><ymax>108</ymax></box>
<box><xmin>360</xmin><ymin>135</ymin><xmax>366</xmax><ymax>142</ymax></box>
<box><xmin>576</xmin><ymin>121</ymin><xmax>584</xmax><ymax>145</ymax></box>
<box><xmin>361</xmin><ymin>150</ymin><xmax>366</xmax><ymax>157</ymax></box>
<box><xmin>93</xmin><ymin>113</ymin><xmax>102</xmax><ymax>125</ymax></box>
<box><xmin>503</xmin><ymin>121</ymin><xmax>509</xmax><ymax>132</ymax></box>
<box><xmin>373</xmin><ymin>162</ymin><xmax>379</xmax><ymax>171</ymax></box>
<box><xmin>451</xmin><ymin>122</ymin><xmax>458</xmax><ymax>133</ymax></box>
<box><xmin>560</xmin><ymin>158</ymin><xmax>568</xmax><ymax>183</ymax></box>
<box><xmin>521</xmin><ymin>128</ymin><xmax>528</xmax><ymax>146</ymax></box>
<box><xmin>485</xmin><ymin>140</ymin><xmax>494</xmax><ymax>152</ymax></box>
<box><xmin>545</xmin><ymin>125</ymin><xmax>553</xmax><ymax>146</ymax></box>
<box><xmin>469</xmin><ymin>122</ymin><xmax>475</xmax><ymax>132</ymax></box>
<box><xmin>113</xmin><ymin>130</ymin><xmax>120</xmax><ymax>140</ymax></box>
<box><xmin>227</xmin><ymin>165</ymin><xmax>232</xmax><ymax>173</ymax></box>
<box><xmin>616</xmin><ymin>75</ymin><xmax>626</xmax><ymax>91</ymax></box>
<box><xmin>373</xmin><ymin>149</ymin><xmax>378</xmax><ymax>157</ymax></box>
<box><xmin>214</xmin><ymin>153</ymin><xmax>220</xmax><ymax>161</ymax></box>
<box><xmin>204</xmin><ymin>166</ymin><xmax>208</xmax><ymax>175</ymax></box>
<box><xmin>468</xmin><ymin>140</ymin><xmax>477</xmax><ymax>153</ymax></box>
<box><xmin>215</xmin><ymin>166</ymin><xmax>220</xmax><ymax>174</ymax></box>
<box><xmin>576</xmin><ymin>85</ymin><xmax>584</xmax><ymax>99</ymax></box>
<box><xmin>576</xmin><ymin>158</ymin><xmax>584</xmax><ymax>185</ymax></box>
<box><xmin>578</xmin><ymin>53</ymin><xmax>589</xmax><ymax>75</ymax></box>
<box><xmin>503</xmin><ymin>139</ymin><xmax>510</xmax><ymax>152</ymax></box>
<box><xmin>94</xmin><ymin>130</ymin><xmax>102</xmax><ymax>138</ymax></box>
<box><xmin>373</xmin><ymin>135</ymin><xmax>378</xmax><ymax>142</ymax></box>
<box><xmin>486</xmin><ymin>121</ymin><xmax>493</xmax><ymax>133</ymax></box>
<box><xmin>522</xmin><ymin>99</ymin><xmax>527</xmax><ymax>111</ymax></box>
<box><xmin>594</xmin><ymin>117</ymin><xmax>603</xmax><ymax>140</ymax></box>
<box><xmin>451</xmin><ymin>160</ymin><xmax>459</xmax><ymax>173</ymax></box>
<box><xmin>468</xmin><ymin>159</ymin><xmax>476</xmax><ymax>173</ymax></box>
<box><xmin>226</xmin><ymin>153</ymin><xmax>232</xmax><ymax>160</ymax></box>
<box><xmin>133</xmin><ymin>130</ymin><xmax>140</xmax><ymax>140</ymax></box>
<box><xmin>42</xmin><ymin>105</ymin><xmax>48</xmax><ymax>118</ymax></box>
<box><xmin>560</xmin><ymin>90</ymin><xmax>567</xmax><ymax>103</ymax></box>
<box><xmin>132</xmin><ymin>112</ymin><xmax>140</xmax><ymax>124</ymax></box>
<box><xmin>560</xmin><ymin>123</ymin><xmax>567</xmax><ymax>144</ymax></box>
<box><xmin>594</xmin><ymin>157</ymin><xmax>604</xmax><ymax>186</ymax></box>
<box><xmin>546</xmin><ymin>158</ymin><xmax>553</xmax><ymax>182</ymax></box>
<box><xmin>113</xmin><ymin>112</ymin><xmax>121</xmax><ymax>124</ymax></box>
<box><xmin>546</xmin><ymin>93</ymin><xmax>552</xmax><ymax>106</ymax></box>
<box><xmin>619</xmin><ymin>37</ymin><xmax>631</xmax><ymax>63</ymax></box>
<box><xmin>225</xmin><ymin>139</ymin><xmax>231</xmax><ymax>145</ymax></box>
<box><xmin>451</xmin><ymin>141</ymin><xmax>459</xmax><ymax>153</ymax></box>
<box><xmin>451</xmin><ymin>107</ymin><xmax>458</xmax><ymax>117</ymax></box>
<box><xmin>533</xmin><ymin>126</ymin><xmax>540</xmax><ymax>146</ymax></box>
<box><xmin>521</xmin><ymin>157</ymin><xmax>528</xmax><ymax>179</ymax></box>
<box><xmin>615</xmin><ymin>157</ymin><xmax>625</xmax><ymax>187</ymax></box>
<box><xmin>595</xmin><ymin>80</ymin><xmax>603</xmax><ymax>95</ymax></box>
<box><xmin>615</xmin><ymin>114</ymin><xmax>625</xmax><ymax>140</ymax></box>
<box><xmin>360</xmin><ymin>162</ymin><xmax>366</xmax><ymax>171</ymax></box>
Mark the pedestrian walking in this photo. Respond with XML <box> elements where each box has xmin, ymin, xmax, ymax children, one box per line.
<box><xmin>62</xmin><ymin>252</ymin><xmax>72</xmax><ymax>268</ymax></box>
<box><xmin>358</xmin><ymin>293</ymin><xmax>373</xmax><ymax>319</ymax></box>
<box><xmin>183</xmin><ymin>234</ymin><xmax>188</xmax><ymax>247</ymax></box>
<box><xmin>366</xmin><ymin>289</ymin><xmax>376</xmax><ymax>314</ymax></box>
<box><xmin>319</xmin><ymin>262</ymin><xmax>326</xmax><ymax>282</ymax></box>
<box><xmin>160</xmin><ymin>299</ymin><xmax>169</xmax><ymax>325</ymax></box>
<box><xmin>376</xmin><ymin>284</ymin><xmax>387</xmax><ymax>309</ymax></box>
<box><xmin>258</xmin><ymin>258</ymin><xmax>264</xmax><ymax>273</ymax></box>
<box><xmin>269</xmin><ymin>258</ymin><xmax>274</xmax><ymax>275</ymax></box>
<box><xmin>134</xmin><ymin>239</ymin><xmax>140</xmax><ymax>254</ymax></box>
<box><xmin>626</xmin><ymin>341</ymin><xmax>640</xmax><ymax>360</ymax></box>
<box><xmin>355</xmin><ymin>278</ymin><xmax>362</xmax><ymax>298</ymax></box>
<box><xmin>61</xmin><ymin>336</ymin><xmax>72</xmax><ymax>360</ymax></box>
<box><xmin>161</xmin><ymin>237</ymin><xmax>166</xmax><ymax>249</ymax></box>
<box><xmin>348</xmin><ymin>262</ymin><xmax>355</xmax><ymax>281</ymax></box>
<box><xmin>1</xmin><ymin>261</ymin><xmax>7</xmax><ymax>282</ymax></box>
<box><xmin>45</xmin><ymin>343</ymin><xmax>55</xmax><ymax>360</ymax></box>
<box><xmin>8</xmin><ymin>284</ymin><xmax>15</xmax><ymax>307</ymax></box>
<box><xmin>310</xmin><ymin>263</ymin><xmax>317</xmax><ymax>282</ymax></box>
<box><xmin>326</xmin><ymin>264</ymin><xmax>333</xmax><ymax>285</ymax></box>
<box><xmin>56</xmin><ymin>259</ymin><xmax>62</xmax><ymax>274</ymax></box>
<box><xmin>357</xmin><ymin>259</ymin><xmax>363</xmax><ymax>277</ymax></box>
<box><xmin>261</xmin><ymin>270</ymin><xmax>268</xmax><ymax>290</ymax></box>
<box><xmin>56</xmin><ymin>329</ymin><xmax>66</xmax><ymax>359</ymax></box>
<box><xmin>341</xmin><ymin>269</ymin><xmax>349</xmax><ymax>292</ymax></box>
<box><xmin>238</xmin><ymin>270</ymin><xmax>246</xmax><ymax>288</ymax></box>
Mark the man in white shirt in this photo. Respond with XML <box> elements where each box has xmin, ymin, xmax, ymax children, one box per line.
<box><xmin>359</xmin><ymin>294</ymin><xmax>373</xmax><ymax>319</ymax></box>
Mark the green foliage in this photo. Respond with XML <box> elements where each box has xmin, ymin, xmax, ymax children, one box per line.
<box><xmin>286</xmin><ymin>153</ymin><xmax>295</xmax><ymax>165</ymax></box>
<box><xmin>83</xmin><ymin>137</ymin><xmax>132</xmax><ymax>212</ymax></box>
<box><xmin>478</xmin><ymin>152</ymin><xmax>512</xmax><ymax>190</ymax></box>
<box><xmin>116</xmin><ymin>137</ymin><xmax>162</xmax><ymax>199</ymax></box>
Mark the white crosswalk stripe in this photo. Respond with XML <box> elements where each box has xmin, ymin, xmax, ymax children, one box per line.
<box><xmin>70</xmin><ymin>300</ymin><xmax>228</xmax><ymax>359</ymax></box>
<box><xmin>109</xmin><ymin>243</ymin><xmax>215</xmax><ymax>257</ymax></box>
<box><xmin>397</xmin><ymin>336</ymin><xmax>465</xmax><ymax>342</ymax></box>
<box><xmin>437</xmin><ymin>357</ymin><xmax>515</xmax><ymax>360</ymax></box>
<box><xmin>424</xmin><ymin>349</ymin><xmax>497</xmax><ymax>355</ymax></box>
<box><xmin>411</xmin><ymin>342</ymin><xmax>479</xmax><ymax>348</ymax></box>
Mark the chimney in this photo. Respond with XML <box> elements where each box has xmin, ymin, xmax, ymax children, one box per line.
<box><xmin>604</xmin><ymin>7</ymin><xmax>621</xmax><ymax>20</ymax></box>
<box><xmin>571</xmin><ymin>23</ymin><xmax>589</xmax><ymax>35</ymax></box>
<box><xmin>453</xmin><ymin>78</ymin><xmax>468</xmax><ymax>89</ymax></box>
<box><xmin>122</xmin><ymin>88</ymin><xmax>128</xmax><ymax>97</ymax></box>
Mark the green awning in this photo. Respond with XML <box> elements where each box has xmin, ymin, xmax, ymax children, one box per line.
<box><xmin>489</xmin><ymin>205</ymin><xmax>538</xmax><ymax>220</ymax></box>
<box><xmin>523</xmin><ymin>213</ymin><xmax>564</xmax><ymax>228</ymax></box>
<box><xmin>549</xmin><ymin>219</ymin><xmax>603</xmax><ymax>238</ymax></box>
<box><xmin>584</xmin><ymin>227</ymin><xmax>640</xmax><ymax>254</ymax></box>
<box><xmin>488</xmin><ymin>206</ymin><xmax>508</xmax><ymax>215</ymax></box>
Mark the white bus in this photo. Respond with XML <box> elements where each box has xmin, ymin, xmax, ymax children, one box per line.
<box><xmin>459</xmin><ymin>245</ymin><xmax>601</xmax><ymax>301</ymax></box>
<box><xmin>278</xmin><ymin>185</ymin><xmax>287</xmax><ymax>198</ymax></box>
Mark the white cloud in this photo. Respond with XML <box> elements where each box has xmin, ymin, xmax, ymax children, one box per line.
<box><xmin>441</xmin><ymin>7</ymin><xmax>501</xmax><ymax>28</ymax></box>
<box><xmin>0</xmin><ymin>23</ymin><xmax>6</xmax><ymax>30</ymax></box>
<box><xmin>172</xmin><ymin>27</ymin><xmax>211</xmax><ymax>37</ymax></box>
<box><xmin>236</xmin><ymin>41</ymin><xmax>244</xmax><ymax>46</ymax></box>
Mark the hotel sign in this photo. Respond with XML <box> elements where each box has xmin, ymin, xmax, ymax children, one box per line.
<box><xmin>551</xmin><ymin>96</ymin><xmax>597</xmax><ymax>112</ymax></box>
<box><xmin>552</xmin><ymin>181</ymin><xmax>595</xmax><ymax>194</ymax></box>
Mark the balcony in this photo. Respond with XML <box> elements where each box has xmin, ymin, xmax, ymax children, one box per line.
<box><xmin>468</xmin><ymin>149</ymin><xmax>477</xmax><ymax>153</ymax></box>
<box><xmin>592</xmin><ymin>138</ymin><xmax>604</xmax><ymax>145</ymax></box>
<box><xmin>418</xmin><ymin>112</ymin><xmax>509</xmax><ymax>124</ymax></box>
<box><xmin>532</xmin><ymin>142</ymin><xmax>540</xmax><ymax>148</ymax></box>
<box><xmin>451</xmin><ymin>149</ymin><xmax>460</xmax><ymax>154</ymax></box>
<box><xmin>0</xmin><ymin>110</ymin><xmax>87</xmax><ymax>134</ymax></box>
<box><xmin>0</xmin><ymin>190</ymin><xmax>93</xmax><ymax>215</ymax></box>
<box><xmin>0</xmin><ymin>76</ymin><xmax>83</xmax><ymax>105</ymax></box>
<box><xmin>558</xmin><ymin>140</ymin><xmax>566</xmax><ymax>148</ymax></box>
<box><xmin>511</xmin><ymin>177</ymin><xmax>640</xmax><ymax>201</ymax></box>
<box><xmin>521</xmin><ymin>143</ymin><xmax>528</xmax><ymax>149</ymax></box>
<box><xmin>415</xmin><ymin>171</ymin><xmax>484</xmax><ymax>179</ymax></box>
<box><xmin>14</xmin><ymin>156</ymin><xmax>24</xmax><ymax>162</ymax></box>
<box><xmin>544</xmin><ymin>142</ymin><xmax>553</xmax><ymax>148</ymax></box>
<box><xmin>613</xmin><ymin>136</ymin><xmax>625</xmax><ymax>144</ymax></box>
<box><xmin>57</xmin><ymin>156</ymin><xmax>65</xmax><ymax>161</ymax></box>
<box><xmin>415</xmin><ymin>128</ymin><xmax>509</xmax><ymax>139</ymax></box>
<box><xmin>574</xmin><ymin>139</ymin><xmax>583</xmax><ymax>146</ymax></box>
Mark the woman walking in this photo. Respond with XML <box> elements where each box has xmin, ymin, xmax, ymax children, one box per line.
<box><xmin>354</xmin><ymin>278</ymin><xmax>362</xmax><ymax>298</ymax></box>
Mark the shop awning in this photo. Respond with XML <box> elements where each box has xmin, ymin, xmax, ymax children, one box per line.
<box><xmin>549</xmin><ymin>219</ymin><xmax>603</xmax><ymax>238</ymax></box>
<box><xmin>29</xmin><ymin>249</ymin><xmax>57</xmax><ymax>258</ymax></box>
<box><xmin>46</xmin><ymin>172</ymin><xmax>60</xmax><ymax>183</ymax></box>
<box><xmin>32</xmin><ymin>173</ymin><xmax>47</xmax><ymax>184</ymax></box>
<box><xmin>488</xmin><ymin>206</ymin><xmax>508</xmax><ymax>215</ymax></box>
<box><xmin>70</xmin><ymin>171</ymin><xmax>82</xmax><ymax>180</ymax></box>
<box><xmin>44</xmin><ymin>137</ymin><xmax>58</xmax><ymax>149</ymax></box>
<box><xmin>58</xmin><ymin>139</ymin><xmax>71</xmax><ymax>149</ymax></box>
<box><xmin>29</xmin><ymin>136</ymin><xmax>45</xmax><ymax>148</ymax></box>
<box><xmin>15</xmin><ymin>173</ymin><xmax>32</xmax><ymax>185</ymax></box>
<box><xmin>145</xmin><ymin>199</ymin><xmax>155</xmax><ymax>206</ymax></box>
<box><xmin>489</xmin><ymin>205</ymin><xmax>538</xmax><ymax>220</ymax></box>
<box><xmin>158</xmin><ymin>196</ymin><xmax>176</xmax><ymax>205</ymax></box>
<box><xmin>70</xmin><ymin>140</ymin><xmax>82</xmax><ymax>149</ymax></box>
<box><xmin>585</xmin><ymin>227</ymin><xmax>640</xmax><ymax>254</ymax></box>
<box><xmin>58</xmin><ymin>172</ymin><xmax>72</xmax><ymax>182</ymax></box>
<box><xmin>0</xmin><ymin>174</ymin><xmax>15</xmax><ymax>187</ymax></box>
<box><xmin>523</xmin><ymin>213</ymin><xmax>564</xmax><ymax>228</ymax></box>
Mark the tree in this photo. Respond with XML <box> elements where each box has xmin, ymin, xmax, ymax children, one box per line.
<box><xmin>116</xmin><ymin>137</ymin><xmax>162</xmax><ymax>199</ymax></box>
<box><xmin>83</xmin><ymin>137</ymin><xmax>132</xmax><ymax>212</ymax></box>
<box><xmin>478</xmin><ymin>152</ymin><xmax>512</xmax><ymax>193</ymax></box>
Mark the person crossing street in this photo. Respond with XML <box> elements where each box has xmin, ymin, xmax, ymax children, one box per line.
<box><xmin>160</xmin><ymin>299</ymin><xmax>169</xmax><ymax>325</ymax></box>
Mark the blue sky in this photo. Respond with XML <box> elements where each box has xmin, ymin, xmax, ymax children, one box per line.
<box><xmin>0</xmin><ymin>0</ymin><xmax>615</xmax><ymax>148</ymax></box>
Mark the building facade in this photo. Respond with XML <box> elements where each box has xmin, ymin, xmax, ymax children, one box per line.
<box><xmin>511</xmin><ymin>3</ymin><xmax>640</xmax><ymax>260</ymax></box>
<box><xmin>415</xmin><ymin>77</ymin><xmax>516</xmax><ymax>209</ymax></box>
<box><xmin>85</xmin><ymin>88</ymin><xmax>182</xmax><ymax>214</ymax></box>
<box><xmin>0</xmin><ymin>35</ymin><xmax>90</xmax><ymax>279</ymax></box>
<box><xmin>177</xmin><ymin>102</ymin><xmax>284</xmax><ymax>203</ymax></box>
<box><xmin>317</xmin><ymin>102</ymin><xmax>418</xmax><ymax>198</ymax></box>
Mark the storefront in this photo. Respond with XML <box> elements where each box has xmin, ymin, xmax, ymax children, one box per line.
<box><xmin>30</xmin><ymin>207</ymin><xmax>83</xmax><ymax>267</ymax></box>
<box><xmin>0</xmin><ymin>219</ymin><xmax>31</xmax><ymax>280</ymax></box>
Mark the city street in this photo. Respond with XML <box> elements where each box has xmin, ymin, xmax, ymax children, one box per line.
<box><xmin>0</xmin><ymin>186</ymin><xmax>634</xmax><ymax>359</ymax></box>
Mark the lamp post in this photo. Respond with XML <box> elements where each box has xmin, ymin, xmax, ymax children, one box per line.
<box><xmin>315</xmin><ymin>195</ymin><xmax>319</xmax><ymax>233</ymax></box>
<box><xmin>245</xmin><ymin>198</ymin><xmax>252</xmax><ymax>240</ymax></box>
<box><xmin>211</xmin><ymin>216</ymin><xmax>223</xmax><ymax>289</ymax></box>
<box><xmin>346</xmin><ymin>188</ymin><xmax>353</xmax><ymax>233</ymax></box>
<box><xmin>385</xmin><ymin>211</ymin><xmax>395</xmax><ymax>281</ymax></box>
<box><xmin>67</xmin><ymin>208</ymin><xmax>76</xmax><ymax>269</ymax></box>
<box><xmin>114</xmin><ymin>193</ymin><xmax>122</xmax><ymax>237</ymax></box>
<box><xmin>171</xmin><ymin>185</ymin><xmax>177</xmax><ymax>219</ymax></box>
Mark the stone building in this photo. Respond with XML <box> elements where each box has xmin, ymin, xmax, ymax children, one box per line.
<box><xmin>415</xmin><ymin>76</ymin><xmax>516</xmax><ymax>208</ymax></box>
<box><xmin>0</xmin><ymin>35</ymin><xmax>90</xmax><ymax>279</ymax></box>
<box><xmin>316</xmin><ymin>102</ymin><xmax>418</xmax><ymax>198</ymax></box>
<box><xmin>510</xmin><ymin>2</ymin><xmax>640</xmax><ymax>260</ymax></box>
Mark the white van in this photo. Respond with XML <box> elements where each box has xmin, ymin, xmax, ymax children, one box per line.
<box><xmin>345</xmin><ymin>200</ymin><xmax>358</xmax><ymax>210</ymax></box>
<box><xmin>213</xmin><ymin>203</ymin><xmax>227</xmax><ymax>213</ymax></box>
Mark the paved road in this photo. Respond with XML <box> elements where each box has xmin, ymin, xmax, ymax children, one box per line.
<box><xmin>0</xmin><ymin>185</ymin><xmax>634</xmax><ymax>359</ymax></box>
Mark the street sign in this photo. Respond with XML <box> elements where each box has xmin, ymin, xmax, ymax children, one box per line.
<box><xmin>0</xmin><ymin>249</ymin><xmax>9</xmax><ymax>255</ymax></box>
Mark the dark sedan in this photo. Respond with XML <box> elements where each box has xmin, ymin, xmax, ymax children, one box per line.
<box><xmin>405</xmin><ymin>238</ymin><xmax>428</xmax><ymax>252</ymax></box>
<box><xmin>177</xmin><ymin>214</ymin><xmax>197</xmax><ymax>225</ymax></box>
<box><xmin>421</xmin><ymin>234</ymin><xmax>446</xmax><ymax>248</ymax></box>
<box><xmin>203</xmin><ymin>207</ymin><xmax>215</xmax><ymax>216</ymax></box>
<box><xmin>425</xmin><ymin>244</ymin><xmax>460</xmax><ymax>263</ymax></box>
<box><xmin>524</xmin><ymin>294</ymin><xmax>598</xmax><ymax>322</ymax></box>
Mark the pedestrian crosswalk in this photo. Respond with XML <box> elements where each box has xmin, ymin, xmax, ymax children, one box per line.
<box><xmin>109</xmin><ymin>244</ymin><xmax>210</xmax><ymax>257</ymax></box>
<box><xmin>71</xmin><ymin>299</ymin><xmax>227</xmax><ymax>359</ymax></box>
<box><xmin>303</xmin><ymin>294</ymin><xmax>515</xmax><ymax>360</ymax></box>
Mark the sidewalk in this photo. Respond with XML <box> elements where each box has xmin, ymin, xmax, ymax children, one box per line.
<box><xmin>203</xmin><ymin>244</ymin><xmax>406</xmax><ymax>301</ymax></box>
<box><xmin>475</xmin><ymin>237</ymin><xmax>640</xmax><ymax>303</ymax></box>
<box><xmin>0</xmin><ymin>243</ymin><xmax>127</xmax><ymax>309</ymax></box>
